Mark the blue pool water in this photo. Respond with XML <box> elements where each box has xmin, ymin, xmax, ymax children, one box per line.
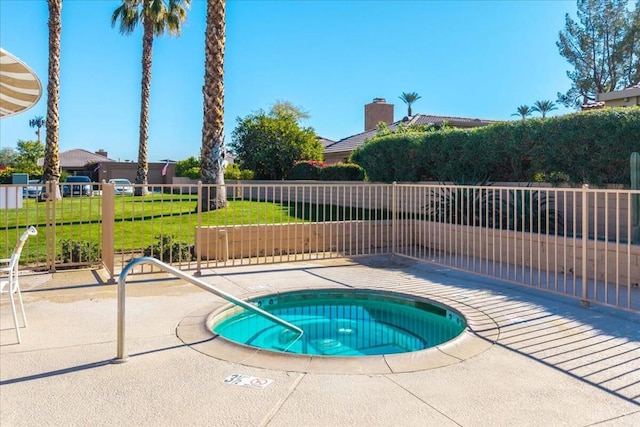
<box><xmin>212</xmin><ymin>290</ymin><xmax>466</xmax><ymax>357</ymax></box>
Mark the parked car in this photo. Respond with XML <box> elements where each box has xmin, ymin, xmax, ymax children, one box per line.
<box><xmin>23</xmin><ymin>179</ymin><xmax>43</xmax><ymax>198</ymax></box>
<box><xmin>62</xmin><ymin>175</ymin><xmax>92</xmax><ymax>197</ymax></box>
<box><xmin>108</xmin><ymin>178</ymin><xmax>134</xmax><ymax>195</ymax></box>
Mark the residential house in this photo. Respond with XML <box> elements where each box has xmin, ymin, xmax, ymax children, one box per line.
<box><xmin>37</xmin><ymin>149</ymin><xmax>176</xmax><ymax>183</ymax></box>
<box><xmin>37</xmin><ymin>149</ymin><xmax>114</xmax><ymax>178</ymax></box>
<box><xmin>582</xmin><ymin>83</ymin><xmax>640</xmax><ymax>110</ymax></box>
<box><xmin>324</xmin><ymin>98</ymin><xmax>496</xmax><ymax>164</ymax></box>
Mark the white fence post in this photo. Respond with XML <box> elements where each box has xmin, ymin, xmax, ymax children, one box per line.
<box><xmin>392</xmin><ymin>182</ymin><xmax>397</xmax><ymax>255</ymax></box>
<box><xmin>101</xmin><ymin>180</ymin><xmax>115</xmax><ymax>280</ymax></box>
<box><xmin>196</xmin><ymin>180</ymin><xmax>203</xmax><ymax>276</ymax></box>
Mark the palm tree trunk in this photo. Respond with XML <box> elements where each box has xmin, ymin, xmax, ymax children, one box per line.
<box><xmin>44</xmin><ymin>0</ymin><xmax>62</xmax><ymax>189</ymax></box>
<box><xmin>200</xmin><ymin>0</ymin><xmax>227</xmax><ymax>211</ymax></box>
<box><xmin>135</xmin><ymin>14</ymin><xmax>153</xmax><ymax>196</ymax></box>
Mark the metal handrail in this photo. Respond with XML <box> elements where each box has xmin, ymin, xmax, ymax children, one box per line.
<box><xmin>114</xmin><ymin>256</ymin><xmax>304</xmax><ymax>363</ymax></box>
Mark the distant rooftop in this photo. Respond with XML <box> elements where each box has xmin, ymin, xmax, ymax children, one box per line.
<box><xmin>37</xmin><ymin>149</ymin><xmax>114</xmax><ymax>168</ymax></box>
<box><xmin>317</xmin><ymin>136</ymin><xmax>335</xmax><ymax>148</ymax></box>
<box><xmin>583</xmin><ymin>83</ymin><xmax>640</xmax><ymax>109</ymax></box>
<box><xmin>324</xmin><ymin>114</ymin><xmax>497</xmax><ymax>154</ymax></box>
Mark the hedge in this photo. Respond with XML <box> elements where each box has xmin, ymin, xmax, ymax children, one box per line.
<box><xmin>321</xmin><ymin>163</ymin><xmax>366</xmax><ymax>181</ymax></box>
<box><xmin>287</xmin><ymin>161</ymin><xmax>366</xmax><ymax>181</ymax></box>
<box><xmin>350</xmin><ymin>107</ymin><xmax>640</xmax><ymax>185</ymax></box>
<box><xmin>289</xmin><ymin>161</ymin><xmax>326</xmax><ymax>180</ymax></box>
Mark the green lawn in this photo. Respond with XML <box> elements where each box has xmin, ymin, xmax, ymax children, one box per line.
<box><xmin>3</xmin><ymin>194</ymin><xmax>390</xmax><ymax>263</ymax></box>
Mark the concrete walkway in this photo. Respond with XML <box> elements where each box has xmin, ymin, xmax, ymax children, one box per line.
<box><xmin>1</xmin><ymin>256</ymin><xmax>639</xmax><ymax>426</ymax></box>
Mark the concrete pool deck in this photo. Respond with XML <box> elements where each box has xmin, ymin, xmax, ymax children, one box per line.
<box><xmin>1</xmin><ymin>255</ymin><xmax>639</xmax><ymax>426</ymax></box>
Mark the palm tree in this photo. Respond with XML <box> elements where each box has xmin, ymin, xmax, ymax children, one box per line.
<box><xmin>43</xmin><ymin>0</ymin><xmax>62</xmax><ymax>189</ymax></box>
<box><xmin>29</xmin><ymin>115</ymin><xmax>45</xmax><ymax>144</ymax></box>
<box><xmin>399</xmin><ymin>92</ymin><xmax>421</xmax><ymax>117</ymax></box>
<box><xmin>112</xmin><ymin>0</ymin><xmax>190</xmax><ymax>196</ymax></box>
<box><xmin>531</xmin><ymin>100</ymin><xmax>558</xmax><ymax>118</ymax></box>
<box><xmin>200</xmin><ymin>0</ymin><xmax>227</xmax><ymax>211</ymax></box>
<box><xmin>511</xmin><ymin>105</ymin><xmax>534</xmax><ymax>120</ymax></box>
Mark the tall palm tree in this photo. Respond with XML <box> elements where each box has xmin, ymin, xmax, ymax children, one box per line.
<box><xmin>29</xmin><ymin>115</ymin><xmax>45</xmax><ymax>144</ymax></box>
<box><xmin>511</xmin><ymin>105</ymin><xmax>534</xmax><ymax>120</ymax></box>
<box><xmin>43</xmin><ymin>0</ymin><xmax>61</xmax><ymax>189</ymax></box>
<box><xmin>112</xmin><ymin>0</ymin><xmax>190</xmax><ymax>196</ymax></box>
<box><xmin>399</xmin><ymin>92</ymin><xmax>421</xmax><ymax>117</ymax></box>
<box><xmin>531</xmin><ymin>100</ymin><xmax>558</xmax><ymax>118</ymax></box>
<box><xmin>200</xmin><ymin>0</ymin><xmax>227</xmax><ymax>211</ymax></box>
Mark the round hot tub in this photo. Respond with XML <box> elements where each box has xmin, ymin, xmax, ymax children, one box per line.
<box><xmin>211</xmin><ymin>289</ymin><xmax>466</xmax><ymax>357</ymax></box>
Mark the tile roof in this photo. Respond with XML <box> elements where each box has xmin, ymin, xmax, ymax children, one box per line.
<box><xmin>37</xmin><ymin>149</ymin><xmax>114</xmax><ymax>167</ymax></box>
<box><xmin>317</xmin><ymin>136</ymin><xmax>335</xmax><ymax>148</ymax></box>
<box><xmin>324</xmin><ymin>114</ymin><xmax>497</xmax><ymax>154</ymax></box>
<box><xmin>581</xmin><ymin>101</ymin><xmax>605</xmax><ymax>110</ymax></box>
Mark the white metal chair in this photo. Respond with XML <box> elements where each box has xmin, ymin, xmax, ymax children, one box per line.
<box><xmin>1</xmin><ymin>226</ymin><xmax>37</xmax><ymax>343</ymax></box>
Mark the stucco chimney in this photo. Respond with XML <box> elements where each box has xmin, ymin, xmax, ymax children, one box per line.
<box><xmin>364</xmin><ymin>98</ymin><xmax>394</xmax><ymax>131</ymax></box>
<box><xmin>96</xmin><ymin>149</ymin><xmax>108</xmax><ymax>158</ymax></box>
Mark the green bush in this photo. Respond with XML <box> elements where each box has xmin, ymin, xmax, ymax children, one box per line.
<box><xmin>427</xmin><ymin>183</ymin><xmax>564</xmax><ymax>235</ymax></box>
<box><xmin>224</xmin><ymin>163</ymin><xmax>254</xmax><ymax>180</ymax></box>
<box><xmin>143</xmin><ymin>234</ymin><xmax>193</xmax><ymax>263</ymax></box>
<box><xmin>289</xmin><ymin>161</ymin><xmax>326</xmax><ymax>180</ymax></box>
<box><xmin>0</xmin><ymin>167</ymin><xmax>15</xmax><ymax>184</ymax></box>
<box><xmin>224</xmin><ymin>163</ymin><xmax>241</xmax><ymax>180</ymax></box>
<box><xmin>351</xmin><ymin>107</ymin><xmax>640</xmax><ymax>185</ymax></box>
<box><xmin>321</xmin><ymin>163</ymin><xmax>366</xmax><ymax>181</ymax></box>
<box><xmin>176</xmin><ymin>156</ymin><xmax>200</xmax><ymax>179</ymax></box>
<box><xmin>176</xmin><ymin>157</ymin><xmax>254</xmax><ymax>181</ymax></box>
<box><xmin>60</xmin><ymin>239</ymin><xmax>100</xmax><ymax>264</ymax></box>
<box><xmin>239</xmin><ymin>169</ymin><xmax>255</xmax><ymax>180</ymax></box>
<box><xmin>502</xmin><ymin>187</ymin><xmax>564</xmax><ymax>234</ymax></box>
<box><xmin>180</xmin><ymin>167</ymin><xmax>200</xmax><ymax>180</ymax></box>
<box><xmin>350</xmin><ymin>134</ymin><xmax>423</xmax><ymax>182</ymax></box>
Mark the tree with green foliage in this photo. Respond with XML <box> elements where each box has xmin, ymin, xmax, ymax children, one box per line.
<box><xmin>557</xmin><ymin>0</ymin><xmax>639</xmax><ymax>108</ymax></box>
<box><xmin>112</xmin><ymin>0</ymin><xmax>190</xmax><ymax>196</ymax></box>
<box><xmin>14</xmin><ymin>140</ymin><xmax>45</xmax><ymax>176</ymax></box>
<box><xmin>270</xmin><ymin>100</ymin><xmax>310</xmax><ymax>121</ymax></box>
<box><xmin>623</xmin><ymin>1</ymin><xmax>640</xmax><ymax>84</ymax></box>
<box><xmin>531</xmin><ymin>100</ymin><xmax>558</xmax><ymax>118</ymax></box>
<box><xmin>511</xmin><ymin>105</ymin><xmax>534</xmax><ymax>120</ymax></box>
<box><xmin>0</xmin><ymin>147</ymin><xmax>18</xmax><ymax>167</ymax></box>
<box><xmin>29</xmin><ymin>116</ymin><xmax>45</xmax><ymax>143</ymax></box>
<box><xmin>230</xmin><ymin>102</ymin><xmax>323</xmax><ymax>180</ymax></box>
<box><xmin>399</xmin><ymin>92</ymin><xmax>421</xmax><ymax>116</ymax></box>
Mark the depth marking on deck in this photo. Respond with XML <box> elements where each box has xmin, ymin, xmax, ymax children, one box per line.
<box><xmin>223</xmin><ymin>374</ymin><xmax>273</xmax><ymax>389</ymax></box>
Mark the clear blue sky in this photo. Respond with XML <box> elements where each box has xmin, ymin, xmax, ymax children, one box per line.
<box><xmin>0</xmin><ymin>0</ymin><xmax>576</xmax><ymax>163</ymax></box>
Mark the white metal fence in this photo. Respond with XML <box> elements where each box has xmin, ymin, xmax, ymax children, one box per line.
<box><xmin>1</xmin><ymin>181</ymin><xmax>638</xmax><ymax>313</ymax></box>
<box><xmin>393</xmin><ymin>184</ymin><xmax>639</xmax><ymax>313</ymax></box>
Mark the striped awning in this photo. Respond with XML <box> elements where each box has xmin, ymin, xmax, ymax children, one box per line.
<box><xmin>0</xmin><ymin>47</ymin><xmax>42</xmax><ymax>118</ymax></box>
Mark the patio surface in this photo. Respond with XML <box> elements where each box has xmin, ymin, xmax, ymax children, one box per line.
<box><xmin>1</xmin><ymin>255</ymin><xmax>639</xmax><ymax>426</ymax></box>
